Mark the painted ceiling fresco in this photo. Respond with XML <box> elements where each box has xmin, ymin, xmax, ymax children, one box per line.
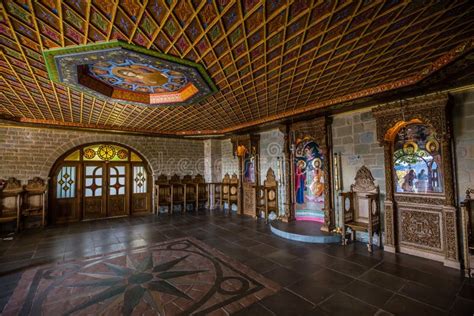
<box><xmin>43</xmin><ymin>41</ymin><xmax>216</xmax><ymax>105</ymax></box>
<box><xmin>0</xmin><ymin>0</ymin><xmax>474</xmax><ymax>135</ymax></box>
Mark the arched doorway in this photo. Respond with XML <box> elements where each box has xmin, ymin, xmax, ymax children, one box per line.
<box><xmin>49</xmin><ymin>143</ymin><xmax>152</xmax><ymax>224</ymax></box>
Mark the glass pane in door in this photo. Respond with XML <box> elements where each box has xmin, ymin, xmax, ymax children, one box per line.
<box><xmin>133</xmin><ymin>166</ymin><xmax>147</xmax><ymax>193</ymax></box>
<box><xmin>57</xmin><ymin>166</ymin><xmax>76</xmax><ymax>198</ymax></box>
<box><xmin>85</xmin><ymin>166</ymin><xmax>103</xmax><ymax>197</ymax></box>
<box><xmin>109</xmin><ymin>165</ymin><xmax>126</xmax><ymax>195</ymax></box>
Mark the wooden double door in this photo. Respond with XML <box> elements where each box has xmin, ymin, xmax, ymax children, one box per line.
<box><xmin>51</xmin><ymin>161</ymin><xmax>151</xmax><ymax>224</ymax></box>
<box><xmin>83</xmin><ymin>162</ymin><xmax>129</xmax><ymax>219</ymax></box>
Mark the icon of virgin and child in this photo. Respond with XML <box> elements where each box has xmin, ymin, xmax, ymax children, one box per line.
<box><xmin>295</xmin><ymin>141</ymin><xmax>324</xmax><ymax>206</ymax></box>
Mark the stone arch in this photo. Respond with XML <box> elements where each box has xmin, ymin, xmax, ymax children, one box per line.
<box><xmin>41</xmin><ymin>134</ymin><xmax>156</xmax><ymax>178</ymax></box>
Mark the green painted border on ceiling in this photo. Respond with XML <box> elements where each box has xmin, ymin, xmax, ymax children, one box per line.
<box><xmin>42</xmin><ymin>39</ymin><xmax>218</xmax><ymax>94</ymax></box>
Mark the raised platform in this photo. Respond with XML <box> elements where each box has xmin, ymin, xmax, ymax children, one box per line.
<box><xmin>270</xmin><ymin>220</ymin><xmax>341</xmax><ymax>244</ymax></box>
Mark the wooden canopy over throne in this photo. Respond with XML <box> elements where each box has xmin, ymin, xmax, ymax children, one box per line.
<box><xmin>372</xmin><ymin>94</ymin><xmax>459</xmax><ymax>268</ymax></box>
<box><xmin>341</xmin><ymin>166</ymin><xmax>381</xmax><ymax>251</ymax></box>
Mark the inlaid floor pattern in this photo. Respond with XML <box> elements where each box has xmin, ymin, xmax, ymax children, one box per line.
<box><xmin>1</xmin><ymin>210</ymin><xmax>473</xmax><ymax>315</ymax></box>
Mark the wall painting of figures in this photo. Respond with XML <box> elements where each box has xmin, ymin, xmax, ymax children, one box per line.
<box><xmin>294</xmin><ymin>137</ymin><xmax>325</xmax><ymax>222</ymax></box>
<box><xmin>393</xmin><ymin>124</ymin><xmax>443</xmax><ymax>194</ymax></box>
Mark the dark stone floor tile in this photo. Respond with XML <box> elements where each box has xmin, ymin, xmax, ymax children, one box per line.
<box><xmin>359</xmin><ymin>269</ymin><xmax>407</xmax><ymax>292</ymax></box>
<box><xmin>329</xmin><ymin>260</ymin><xmax>369</xmax><ymax>277</ymax></box>
<box><xmin>342</xmin><ymin>280</ymin><xmax>393</xmax><ymax>308</ymax></box>
<box><xmin>260</xmin><ymin>289</ymin><xmax>314</xmax><ymax>316</ymax></box>
<box><xmin>232</xmin><ymin>302</ymin><xmax>275</xmax><ymax>315</ymax></box>
<box><xmin>375</xmin><ymin>261</ymin><xmax>461</xmax><ymax>291</ymax></box>
<box><xmin>458</xmin><ymin>281</ymin><xmax>474</xmax><ymax>301</ymax></box>
<box><xmin>244</xmin><ymin>256</ymin><xmax>279</xmax><ymax>274</ymax></box>
<box><xmin>287</xmin><ymin>278</ymin><xmax>337</xmax><ymax>305</ymax></box>
<box><xmin>449</xmin><ymin>297</ymin><xmax>474</xmax><ymax>316</ymax></box>
<box><xmin>263</xmin><ymin>266</ymin><xmax>304</xmax><ymax>287</ymax></box>
<box><xmin>264</xmin><ymin>249</ymin><xmax>298</xmax><ymax>266</ymax></box>
<box><xmin>311</xmin><ymin>268</ymin><xmax>354</xmax><ymax>290</ymax></box>
<box><xmin>284</xmin><ymin>258</ymin><xmax>324</xmax><ymax>275</ymax></box>
<box><xmin>304</xmin><ymin>251</ymin><xmax>340</xmax><ymax>267</ymax></box>
<box><xmin>383</xmin><ymin>294</ymin><xmax>445</xmax><ymax>316</ymax></box>
<box><xmin>400</xmin><ymin>281</ymin><xmax>457</xmax><ymax>310</ymax></box>
<box><xmin>345</xmin><ymin>253</ymin><xmax>382</xmax><ymax>268</ymax></box>
<box><xmin>232</xmin><ymin>238</ymin><xmax>261</xmax><ymax>248</ymax></box>
<box><xmin>319</xmin><ymin>292</ymin><xmax>379</xmax><ymax>316</ymax></box>
<box><xmin>248</xmin><ymin>243</ymin><xmax>279</xmax><ymax>256</ymax></box>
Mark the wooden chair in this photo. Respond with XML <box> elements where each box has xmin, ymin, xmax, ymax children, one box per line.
<box><xmin>262</xmin><ymin>168</ymin><xmax>278</xmax><ymax>221</ymax></box>
<box><xmin>22</xmin><ymin>177</ymin><xmax>47</xmax><ymax>228</ymax></box>
<box><xmin>340</xmin><ymin>166</ymin><xmax>381</xmax><ymax>252</ymax></box>
<box><xmin>221</xmin><ymin>174</ymin><xmax>231</xmax><ymax>210</ymax></box>
<box><xmin>212</xmin><ymin>180</ymin><xmax>223</xmax><ymax>209</ymax></box>
<box><xmin>194</xmin><ymin>174</ymin><xmax>208</xmax><ymax>211</ymax></box>
<box><xmin>461</xmin><ymin>188</ymin><xmax>474</xmax><ymax>277</ymax></box>
<box><xmin>0</xmin><ymin>177</ymin><xmax>23</xmax><ymax>232</ymax></box>
<box><xmin>256</xmin><ymin>185</ymin><xmax>265</xmax><ymax>218</ymax></box>
<box><xmin>182</xmin><ymin>175</ymin><xmax>196</xmax><ymax>212</ymax></box>
<box><xmin>155</xmin><ymin>174</ymin><xmax>171</xmax><ymax>214</ymax></box>
<box><xmin>170</xmin><ymin>174</ymin><xmax>185</xmax><ymax>214</ymax></box>
<box><xmin>228</xmin><ymin>173</ymin><xmax>239</xmax><ymax>212</ymax></box>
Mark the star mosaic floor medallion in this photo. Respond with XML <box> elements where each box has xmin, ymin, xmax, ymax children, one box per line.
<box><xmin>2</xmin><ymin>237</ymin><xmax>279</xmax><ymax>315</ymax></box>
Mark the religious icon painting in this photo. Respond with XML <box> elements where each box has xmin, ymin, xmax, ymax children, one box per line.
<box><xmin>294</xmin><ymin>137</ymin><xmax>325</xmax><ymax>222</ymax></box>
<box><xmin>393</xmin><ymin>124</ymin><xmax>443</xmax><ymax>194</ymax></box>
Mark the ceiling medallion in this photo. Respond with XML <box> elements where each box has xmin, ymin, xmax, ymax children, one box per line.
<box><xmin>43</xmin><ymin>40</ymin><xmax>217</xmax><ymax>106</ymax></box>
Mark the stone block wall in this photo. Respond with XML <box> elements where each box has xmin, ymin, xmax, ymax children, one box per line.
<box><xmin>220</xmin><ymin>139</ymin><xmax>239</xmax><ymax>178</ymax></box>
<box><xmin>452</xmin><ymin>91</ymin><xmax>474</xmax><ymax>202</ymax></box>
<box><xmin>0</xmin><ymin>122</ymin><xmax>205</xmax><ymax>183</ymax></box>
<box><xmin>332</xmin><ymin>109</ymin><xmax>386</xmax><ymax>196</ymax></box>
<box><xmin>203</xmin><ymin>139</ymin><xmax>222</xmax><ymax>183</ymax></box>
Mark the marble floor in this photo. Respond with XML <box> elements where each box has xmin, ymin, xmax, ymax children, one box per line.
<box><xmin>0</xmin><ymin>211</ymin><xmax>473</xmax><ymax>315</ymax></box>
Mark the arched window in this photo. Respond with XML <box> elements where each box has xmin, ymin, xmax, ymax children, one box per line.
<box><xmin>392</xmin><ymin>124</ymin><xmax>443</xmax><ymax>194</ymax></box>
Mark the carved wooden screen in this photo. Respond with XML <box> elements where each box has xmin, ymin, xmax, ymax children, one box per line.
<box><xmin>373</xmin><ymin>94</ymin><xmax>459</xmax><ymax>268</ymax></box>
<box><xmin>50</xmin><ymin>143</ymin><xmax>152</xmax><ymax>224</ymax></box>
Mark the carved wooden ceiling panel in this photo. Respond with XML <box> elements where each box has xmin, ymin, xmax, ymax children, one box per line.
<box><xmin>0</xmin><ymin>0</ymin><xmax>473</xmax><ymax>135</ymax></box>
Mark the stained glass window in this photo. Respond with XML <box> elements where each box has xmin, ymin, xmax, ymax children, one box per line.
<box><xmin>393</xmin><ymin>124</ymin><xmax>443</xmax><ymax>194</ymax></box>
<box><xmin>133</xmin><ymin>166</ymin><xmax>147</xmax><ymax>193</ymax></box>
<box><xmin>57</xmin><ymin>166</ymin><xmax>76</xmax><ymax>198</ymax></box>
<box><xmin>64</xmin><ymin>150</ymin><xmax>80</xmax><ymax>161</ymax></box>
<box><xmin>83</xmin><ymin>144</ymin><xmax>129</xmax><ymax>161</ymax></box>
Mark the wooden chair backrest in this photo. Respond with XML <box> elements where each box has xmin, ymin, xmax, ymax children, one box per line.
<box><xmin>0</xmin><ymin>177</ymin><xmax>22</xmax><ymax>216</ymax></box>
<box><xmin>264</xmin><ymin>168</ymin><xmax>278</xmax><ymax>210</ymax></box>
<box><xmin>194</xmin><ymin>174</ymin><xmax>205</xmax><ymax>184</ymax></box>
<box><xmin>229</xmin><ymin>173</ymin><xmax>239</xmax><ymax>201</ymax></box>
<box><xmin>23</xmin><ymin>177</ymin><xmax>47</xmax><ymax>211</ymax></box>
<box><xmin>342</xmin><ymin>166</ymin><xmax>379</xmax><ymax>224</ymax></box>
<box><xmin>222</xmin><ymin>173</ymin><xmax>230</xmax><ymax>196</ymax></box>
<box><xmin>170</xmin><ymin>174</ymin><xmax>184</xmax><ymax>202</ymax></box>
<box><xmin>155</xmin><ymin>174</ymin><xmax>169</xmax><ymax>185</ymax></box>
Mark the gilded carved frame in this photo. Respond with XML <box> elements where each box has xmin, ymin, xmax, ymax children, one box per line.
<box><xmin>289</xmin><ymin>117</ymin><xmax>333</xmax><ymax>231</ymax></box>
<box><xmin>372</xmin><ymin>93</ymin><xmax>458</xmax><ymax>267</ymax></box>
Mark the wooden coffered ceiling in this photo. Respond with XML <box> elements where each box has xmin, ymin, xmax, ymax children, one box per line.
<box><xmin>1</xmin><ymin>0</ymin><xmax>474</xmax><ymax>136</ymax></box>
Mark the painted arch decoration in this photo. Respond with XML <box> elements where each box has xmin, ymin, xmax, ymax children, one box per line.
<box><xmin>43</xmin><ymin>40</ymin><xmax>217</xmax><ymax>106</ymax></box>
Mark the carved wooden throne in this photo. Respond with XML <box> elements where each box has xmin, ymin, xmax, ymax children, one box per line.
<box><xmin>340</xmin><ymin>166</ymin><xmax>381</xmax><ymax>252</ymax></box>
